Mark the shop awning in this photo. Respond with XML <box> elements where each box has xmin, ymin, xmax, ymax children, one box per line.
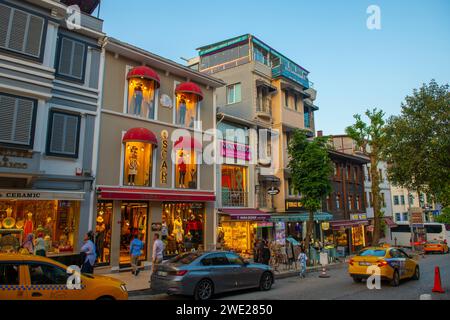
<box><xmin>127</xmin><ymin>66</ymin><xmax>161</xmax><ymax>88</ymax></box>
<box><xmin>122</xmin><ymin>128</ymin><xmax>158</xmax><ymax>145</ymax></box>
<box><xmin>270</xmin><ymin>212</ymin><xmax>333</xmax><ymax>222</ymax></box>
<box><xmin>384</xmin><ymin>217</ymin><xmax>398</xmax><ymax>228</ymax></box>
<box><xmin>175</xmin><ymin>82</ymin><xmax>204</xmax><ymax>101</ymax></box>
<box><xmin>97</xmin><ymin>187</ymin><xmax>215</xmax><ymax>202</ymax></box>
<box><xmin>220</xmin><ymin>209</ymin><xmax>271</xmax><ymax>221</ymax></box>
<box><xmin>330</xmin><ymin>220</ymin><xmax>369</xmax><ymax>231</ymax></box>
<box><xmin>173</xmin><ymin>136</ymin><xmax>202</xmax><ymax>152</ymax></box>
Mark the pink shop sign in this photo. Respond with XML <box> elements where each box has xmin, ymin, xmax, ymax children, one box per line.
<box><xmin>220</xmin><ymin>141</ymin><xmax>252</xmax><ymax>161</ymax></box>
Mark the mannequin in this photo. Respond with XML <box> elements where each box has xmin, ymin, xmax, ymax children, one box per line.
<box><xmin>23</xmin><ymin>212</ymin><xmax>34</xmax><ymax>238</ymax></box>
<box><xmin>161</xmin><ymin>216</ymin><xmax>168</xmax><ymax>240</ymax></box>
<box><xmin>189</xmin><ymin>168</ymin><xmax>197</xmax><ymax>189</ymax></box>
<box><xmin>178</xmin><ymin>95</ymin><xmax>187</xmax><ymax>125</ymax></box>
<box><xmin>128</xmin><ymin>146</ymin><xmax>139</xmax><ymax>185</ymax></box>
<box><xmin>172</xmin><ymin>215</ymin><xmax>184</xmax><ymax>243</ymax></box>
<box><xmin>177</xmin><ymin>150</ymin><xmax>187</xmax><ymax>188</ymax></box>
<box><xmin>133</xmin><ymin>83</ymin><xmax>143</xmax><ymax>115</ymax></box>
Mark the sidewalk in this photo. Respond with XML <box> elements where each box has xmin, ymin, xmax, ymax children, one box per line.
<box><xmin>95</xmin><ymin>261</ymin><xmax>346</xmax><ymax>294</ymax></box>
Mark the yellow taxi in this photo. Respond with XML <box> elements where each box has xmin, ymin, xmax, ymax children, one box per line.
<box><xmin>0</xmin><ymin>254</ymin><xmax>128</xmax><ymax>300</ymax></box>
<box><xmin>348</xmin><ymin>247</ymin><xmax>420</xmax><ymax>287</ymax></box>
<box><xmin>424</xmin><ymin>241</ymin><xmax>449</xmax><ymax>254</ymax></box>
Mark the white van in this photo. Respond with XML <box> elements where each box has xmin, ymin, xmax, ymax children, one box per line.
<box><xmin>389</xmin><ymin>223</ymin><xmax>449</xmax><ymax>247</ymax></box>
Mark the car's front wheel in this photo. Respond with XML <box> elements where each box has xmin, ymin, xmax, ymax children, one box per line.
<box><xmin>391</xmin><ymin>270</ymin><xmax>400</xmax><ymax>287</ymax></box>
<box><xmin>194</xmin><ymin>279</ymin><xmax>214</xmax><ymax>301</ymax></box>
<box><xmin>259</xmin><ymin>272</ymin><xmax>273</xmax><ymax>291</ymax></box>
<box><xmin>412</xmin><ymin>266</ymin><xmax>420</xmax><ymax>280</ymax></box>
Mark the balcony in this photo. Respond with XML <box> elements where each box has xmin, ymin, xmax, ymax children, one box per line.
<box><xmin>272</xmin><ymin>62</ymin><xmax>310</xmax><ymax>89</ymax></box>
<box><xmin>256</xmin><ymin>96</ymin><xmax>272</xmax><ymax>119</ymax></box>
<box><xmin>222</xmin><ymin>189</ymin><xmax>248</xmax><ymax>207</ymax></box>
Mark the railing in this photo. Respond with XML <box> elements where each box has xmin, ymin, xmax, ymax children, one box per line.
<box><xmin>256</xmin><ymin>96</ymin><xmax>272</xmax><ymax>116</ymax></box>
<box><xmin>222</xmin><ymin>190</ymin><xmax>248</xmax><ymax>207</ymax></box>
<box><xmin>272</xmin><ymin>63</ymin><xmax>310</xmax><ymax>89</ymax></box>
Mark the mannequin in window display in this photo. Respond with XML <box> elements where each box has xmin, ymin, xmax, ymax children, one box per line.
<box><xmin>172</xmin><ymin>215</ymin><xmax>184</xmax><ymax>251</ymax></box>
<box><xmin>188</xmin><ymin>168</ymin><xmax>197</xmax><ymax>189</ymax></box>
<box><xmin>95</xmin><ymin>216</ymin><xmax>106</xmax><ymax>262</ymax></box>
<box><xmin>161</xmin><ymin>216</ymin><xmax>168</xmax><ymax>241</ymax></box>
<box><xmin>133</xmin><ymin>83</ymin><xmax>144</xmax><ymax>115</ymax></box>
<box><xmin>178</xmin><ymin>150</ymin><xmax>187</xmax><ymax>188</ymax></box>
<box><xmin>128</xmin><ymin>146</ymin><xmax>139</xmax><ymax>186</ymax></box>
<box><xmin>23</xmin><ymin>212</ymin><xmax>34</xmax><ymax>238</ymax></box>
<box><xmin>178</xmin><ymin>95</ymin><xmax>187</xmax><ymax>126</ymax></box>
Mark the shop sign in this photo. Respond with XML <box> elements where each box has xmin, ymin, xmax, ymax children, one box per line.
<box><xmin>0</xmin><ymin>190</ymin><xmax>84</xmax><ymax>201</ymax></box>
<box><xmin>160</xmin><ymin>130</ymin><xmax>169</xmax><ymax>185</ymax></box>
<box><xmin>321</xmin><ymin>222</ymin><xmax>330</xmax><ymax>231</ymax></box>
<box><xmin>285</xmin><ymin>200</ymin><xmax>304</xmax><ymax>211</ymax></box>
<box><xmin>0</xmin><ymin>148</ymin><xmax>34</xmax><ymax>170</ymax></box>
<box><xmin>151</xmin><ymin>223</ymin><xmax>162</xmax><ymax>232</ymax></box>
<box><xmin>350</xmin><ymin>214</ymin><xmax>367</xmax><ymax>221</ymax></box>
<box><xmin>190</xmin><ymin>203</ymin><xmax>204</xmax><ymax>209</ymax></box>
<box><xmin>231</xmin><ymin>215</ymin><xmax>269</xmax><ymax>222</ymax></box>
<box><xmin>220</xmin><ymin>141</ymin><xmax>251</xmax><ymax>161</ymax></box>
<box><xmin>267</xmin><ymin>187</ymin><xmax>280</xmax><ymax>196</ymax></box>
<box><xmin>409</xmin><ymin>207</ymin><xmax>424</xmax><ymax>226</ymax></box>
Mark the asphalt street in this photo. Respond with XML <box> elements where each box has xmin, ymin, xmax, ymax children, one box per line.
<box><xmin>131</xmin><ymin>253</ymin><xmax>450</xmax><ymax>300</ymax></box>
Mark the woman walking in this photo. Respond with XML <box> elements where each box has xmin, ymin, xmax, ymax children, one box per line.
<box><xmin>81</xmin><ymin>231</ymin><xmax>97</xmax><ymax>274</ymax></box>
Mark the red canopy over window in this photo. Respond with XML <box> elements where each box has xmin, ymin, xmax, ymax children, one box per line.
<box><xmin>122</xmin><ymin>128</ymin><xmax>158</xmax><ymax>145</ymax></box>
<box><xmin>173</xmin><ymin>136</ymin><xmax>202</xmax><ymax>152</ymax></box>
<box><xmin>175</xmin><ymin>82</ymin><xmax>204</xmax><ymax>101</ymax></box>
<box><xmin>127</xmin><ymin>66</ymin><xmax>161</xmax><ymax>88</ymax></box>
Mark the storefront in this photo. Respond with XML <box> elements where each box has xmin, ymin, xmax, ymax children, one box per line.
<box><xmin>217</xmin><ymin>209</ymin><xmax>272</xmax><ymax>259</ymax></box>
<box><xmin>329</xmin><ymin>220</ymin><xmax>369</xmax><ymax>256</ymax></box>
<box><xmin>0</xmin><ymin>190</ymin><xmax>84</xmax><ymax>257</ymax></box>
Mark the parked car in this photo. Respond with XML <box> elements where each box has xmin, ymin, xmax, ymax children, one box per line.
<box><xmin>348</xmin><ymin>247</ymin><xmax>420</xmax><ymax>287</ymax></box>
<box><xmin>424</xmin><ymin>240</ymin><xmax>449</xmax><ymax>254</ymax></box>
<box><xmin>151</xmin><ymin>251</ymin><xmax>274</xmax><ymax>300</ymax></box>
<box><xmin>0</xmin><ymin>254</ymin><xmax>128</xmax><ymax>300</ymax></box>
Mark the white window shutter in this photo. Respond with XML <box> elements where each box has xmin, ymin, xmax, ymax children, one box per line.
<box><xmin>8</xmin><ymin>9</ymin><xmax>27</xmax><ymax>53</ymax></box>
<box><xmin>0</xmin><ymin>4</ymin><xmax>12</xmax><ymax>48</ymax></box>
<box><xmin>71</xmin><ymin>41</ymin><xmax>85</xmax><ymax>79</ymax></box>
<box><xmin>13</xmin><ymin>98</ymin><xmax>34</xmax><ymax>144</ymax></box>
<box><xmin>64</xmin><ymin>115</ymin><xmax>78</xmax><ymax>154</ymax></box>
<box><xmin>49</xmin><ymin>112</ymin><xmax>79</xmax><ymax>156</ymax></box>
<box><xmin>50</xmin><ymin>113</ymin><xmax>66</xmax><ymax>153</ymax></box>
<box><xmin>0</xmin><ymin>94</ymin><xmax>35</xmax><ymax>147</ymax></box>
<box><xmin>58</xmin><ymin>38</ymin><xmax>73</xmax><ymax>77</ymax></box>
<box><xmin>0</xmin><ymin>95</ymin><xmax>15</xmax><ymax>143</ymax></box>
<box><xmin>25</xmin><ymin>15</ymin><xmax>44</xmax><ymax>57</ymax></box>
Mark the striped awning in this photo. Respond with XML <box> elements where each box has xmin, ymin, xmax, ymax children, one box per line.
<box><xmin>270</xmin><ymin>212</ymin><xmax>333</xmax><ymax>222</ymax></box>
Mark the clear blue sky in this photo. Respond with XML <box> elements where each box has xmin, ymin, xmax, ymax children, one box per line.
<box><xmin>99</xmin><ymin>0</ymin><xmax>450</xmax><ymax>134</ymax></box>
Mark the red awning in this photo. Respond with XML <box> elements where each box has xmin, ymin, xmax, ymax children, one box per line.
<box><xmin>127</xmin><ymin>66</ymin><xmax>161</xmax><ymax>88</ymax></box>
<box><xmin>174</xmin><ymin>136</ymin><xmax>202</xmax><ymax>152</ymax></box>
<box><xmin>220</xmin><ymin>209</ymin><xmax>272</xmax><ymax>222</ymax></box>
<box><xmin>384</xmin><ymin>217</ymin><xmax>398</xmax><ymax>228</ymax></box>
<box><xmin>175</xmin><ymin>82</ymin><xmax>204</xmax><ymax>101</ymax></box>
<box><xmin>97</xmin><ymin>187</ymin><xmax>215</xmax><ymax>202</ymax></box>
<box><xmin>122</xmin><ymin>128</ymin><xmax>158</xmax><ymax>145</ymax></box>
<box><xmin>330</xmin><ymin>220</ymin><xmax>369</xmax><ymax>231</ymax></box>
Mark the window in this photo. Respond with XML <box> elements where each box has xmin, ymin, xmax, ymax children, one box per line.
<box><xmin>222</xmin><ymin>165</ymin><xmax>248</xmax><ymax>207</ymax></box>
<box><xmin>335</xmin><ymin>194</ymin><xmax>341</xmax><ymax>209</ymax></box>
<box><xmin>29</xmin><ymin>263</ymin><xmax>68</xmax><ymax>285</ymax></box>
<box><xmin>199</xmin><ymin>44</ymin><xmax>249</xmax><ymax>70</ymax></box>
<box><xmin>0</xmin><ymin>4</ymin><xmax>46</xmax><ymax>59</ymax></box>
<box><xmin>127</xmin><ymin>76</ymin><xmax>158</xmax><ymax>119</ymax></box>
<box><xmin>304</xmin><ymin>106</ymin><xmax>311</xmax><ymax>128</ymax></box>
<box><xmin>176</xmin><ymin>148</ymin><xmax>198</xmax><ymax>189</ymax></box>
<box><xmin>225</xmin><ymin>253</ymin><xmax>245</xmax><ymax>265</ymax></box>
<box><xmin>395</xmin><ymin>213</ymin><xmax>401</xmax><ymax>222</ymax></box>
<box><xmin>254</xmin><ymin>45</ymin><xmax>269</xmax><ymax>66</ymax></box>
<box><xmin>0</xmin><ymin>93</ymin><xmax>37</xmax><ymax>149</ymax></box>
<box><xmin>402</xmin><ymin>212</ymin><xmax>409</xmax><ymax>222</ymax></box>
<box><xmin>226</xmin><ymin>83</ymin><xmax>241</xmax><ymax>105</ymax></box>
<box><xmin>202</xmin><ymin>253</ymin><xmax>230</xmax><ymax>266</ymax></box>
<box><xmin>56</xmin><ymin>36</ymin><xmax>87</xmax><ymax>82</ymax></box>
<box><xmin>169</xmin><ymin>252</ymin><xmax>203</xmax><ymax>264</ymax></box>
<box><xmin>356</xmin><ymin>196</ymin><xmax>361</xmax><ymax>210</ymax></box>
<box><xmin>348</xmin><ymin>195</ymin><xmax>353</xmax><ymax>210</ymax></box>
<box><xmin>284</xmin><ymin>90</ymin><xmax>289</xmax><ymax>107</ymax></box>
<box><xmin>409</xmin><ymin>194</ymin><xmax>414</xmax><ymax>205</ymax></box>
<box><xmin>394</xmin><ymin>196</ymin><xmax>400</xmax><ymax>206</ymax></box>
<box><xmin>123</xmin><ymin>141</ymin><xmax>153</xmax><ymax>187</ymax></box>
<box><xmin>294</xmin><ymin>95</ymin><xmax>298</xmax><ymax>111</ymax></box>
<box><xmin>400</xmin><ymin>195</ymin><xmax>405</xmax><ymax>205</ymax></box>
<box><xmin>0</xmin><ymin>264</ymin><xmax>19</xmax><ymax>285</ymax></box>
<box><xmin>46</xmin><ymin>110</ymin><xmax>81</xmax><ymax>158</ymax></box>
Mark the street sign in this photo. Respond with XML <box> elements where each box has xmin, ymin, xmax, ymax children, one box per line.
<box><xmin>268</xmin><ymin>187</ymin><xmax>280</xmax><ymax>196</ymax></box>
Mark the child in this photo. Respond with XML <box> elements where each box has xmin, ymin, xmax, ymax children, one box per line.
<box><xmin>298</xmin><ymin>249</ymin><xmax>308</xmax><ymax>278</ymax></box>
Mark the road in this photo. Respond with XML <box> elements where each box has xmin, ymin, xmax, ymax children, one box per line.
<box><xmin>130</xmin><ymin>253</ymin><xmax>450</xmax><ymax>300</ymax></box>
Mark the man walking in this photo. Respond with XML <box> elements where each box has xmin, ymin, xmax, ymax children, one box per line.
<box><xmin>151</xmin><ymin>233</ymin><xmax>164</xmax><ymax>276</ymax></box>
<box><xmin>130</xmin><ymin>234</ymin><xmax>144</xmax><ymax>276</ymax></box>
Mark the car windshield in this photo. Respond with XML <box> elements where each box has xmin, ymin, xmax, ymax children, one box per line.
<box><xmin>168</xmin><ymin>252</ymin><xmax>203</xmax><ymax>265</ymax></box>
<box><xmin>358</xmin><ymin>249</ymin><xmax>386</xmax><ymax>257</ymax></box>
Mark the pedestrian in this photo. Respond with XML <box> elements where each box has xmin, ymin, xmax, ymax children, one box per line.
<box><xmin>253</xmin><ymin>240</ymin><xmax>259</xmax><ymax>263</ymax></box>
<box><xmin>298</xmin><ymin>249</ymin><xmax>308</xmax><ymax>278</ymax></box>
<box><xmin>151</xmin><ymin>233</ymin><xmax>164</xmax><ymax>276</ymax></box>
<box><xmin>22</xmin><ymin>233</ymin><xmax>34</xmax><ymax>255</ymax></box>
<box><xmin>257</xmin><ymin>239</ymin><xmax>265</xmax><ymax>264</ymax></box>
<box><xmin>34</xmin><ymin>233</ymin><xmax>47</xmax><ymax>257</ymax></box>
<box><xmin>262</xmin><ymin>241</ymin><xmax>271</xmax><ymax>265</ymax></box>
<box><xmin>80</xmin><ymin>231</ymin><xmax>96</xmax><ymax>274</ymax></box>
<box><xmin>130</xmin><ymin>233</ymin><xmax>144</xmax><ymax>276</ymax></box>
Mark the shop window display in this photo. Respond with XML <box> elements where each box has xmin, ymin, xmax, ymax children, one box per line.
<box><xmin>221</xmin><ymin>165</ymin><xmax>248</xmax><ymax>207</ymax></box>
<box><xmin>95</xmin><ymin>201</ymin><xmax>112</xmax><ymax>265</ymax></box>
<box><xmin>127</xmin><ymin>77</ymin><xmax>158</xmax><ymax>119</ymax></box>
<box><xmin>175</xmin><ymin>93</ymin><xmax>200</xmax><ymax>128</ymax></box>
<box><xmin>162</xmin><ymin>203</ymin><xmax>204</xmax><ymax>255</ymax></box>
<box><xmin>120</xmin><ymin>202</ymin><xmax>148</xmax><ymax>265</ymax></box>
<box><xmin>123</xmin><ymin>142</ymin><xmax>153</xmax><ymax>186</ymax></box>
<box><xmin>0</xmin><ymin>201</ymin><xmax>79</xmax><ymax>255</ymax></box>
<box><xmin>175</xmin><ymin>149</ymin><xmax>198</xmax><ymax>189</ymax></box>
<box><xmin>219</xmin><ymin>220</ymin><xmax>256</xmax><ymax>259</ymax></box>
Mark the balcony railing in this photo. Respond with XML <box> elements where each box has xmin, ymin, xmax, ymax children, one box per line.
<box><xmin>272</xmin><ymin>63</ymin><xmax>310</xmax><ymax>89</ymax></box>
<box><xmin>256</xmin><ymin>96</ymin><xmax>272</xmax><ymax>117</ymax></box>
<box><xmin>222</xmin><ymin>189</ymin><xmax>248</xmax><ymax>207</ymax></box>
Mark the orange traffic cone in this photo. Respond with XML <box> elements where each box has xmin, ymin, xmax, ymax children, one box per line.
<box><xmin>432</xmin><ymin>267</ymin><xmax>445</xmax><ymax>293</ymax></box>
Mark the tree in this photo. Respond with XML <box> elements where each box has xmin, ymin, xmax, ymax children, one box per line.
<box><xmin>384</xmin><ymin>80</ymin><xmax>450</xmax><ymax>207</ymax></box>
<box><xmin>346</xmin><ymin>108</ymin><xmax>386</xmax><ymax>245</ymax></box>
<box><xmin>288</xmin><ymin>130</ymin><xmax>333</xmax><ymax>256</ymax></box>
<box><xmin>435</xmin><ymin>208</ymin><xmax>450</xmax><ymax>225</ymax></box>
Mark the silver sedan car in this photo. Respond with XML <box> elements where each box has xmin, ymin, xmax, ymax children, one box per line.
<box><xmin>151</xmin><ymin>251</ymin><xmax>274</xmax><ymax>300</ymax></box>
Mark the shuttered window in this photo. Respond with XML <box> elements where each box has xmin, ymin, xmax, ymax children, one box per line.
<box><xmin>47</xmin><ymin>110</ymin><xmax>81</xmax><ymax>158</ymax></box>
<box><xmin>0</xmin><ymin>3</ymin><xmax>45</xmax><ymax>59</ymax></box>
<box><xmin>0</xmin><ymin>94</ymin><xmax>37</xmax><ymax>148</ymax></box>
<box><xmin>56</xmin><ymin>36</ymin><xmax>86</xmax><ymax>81</ymax></box>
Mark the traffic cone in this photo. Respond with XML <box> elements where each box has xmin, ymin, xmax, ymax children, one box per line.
<box><xmin>432</xmin><ymin>267</ymin><xmax>445</xmax><ymax>293</ymax></box>
<box><xmin>319</xmin><ymin>266</ymin><xmax>330</xmax><ymax>278</ymax></box>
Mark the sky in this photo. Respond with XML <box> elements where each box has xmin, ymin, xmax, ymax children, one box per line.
<box><xmin>98</xmin><ymin>0</ymin><xmax>450</xmax><ymax>134</ymax></box>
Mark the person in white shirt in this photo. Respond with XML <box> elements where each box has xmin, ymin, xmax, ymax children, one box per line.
<box><xmin>151</xmin><ymin>233</ymin><xmax>164</xmax><ymax>276</ymax></box>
